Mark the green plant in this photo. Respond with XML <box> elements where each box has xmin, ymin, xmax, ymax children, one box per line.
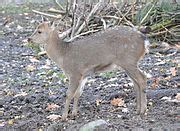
<box><xmin>0</xmin><ymin>4</ymin><xmax>30</xmax><ymax>14</ymax></box>
<box><xmin>26</xmin><ymin>42</ymin><xmax>41</xmax><ymax>54</ymax></box>
<box><xmin>100</xmin><ymin>71</ymin><xmax>116</xmax><ymax>78</ymax></box>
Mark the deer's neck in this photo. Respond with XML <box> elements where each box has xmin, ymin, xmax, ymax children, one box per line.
<box><xmin>46</xmin><ymin>30</ymin><xmax>68</xmax><ymax>67</ymax></box>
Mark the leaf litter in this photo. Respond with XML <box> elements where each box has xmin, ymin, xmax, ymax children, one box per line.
<box><xmin>0</xmin><ymin>3</ymin><xmax>179</xmax><ymax>131</ymax></box>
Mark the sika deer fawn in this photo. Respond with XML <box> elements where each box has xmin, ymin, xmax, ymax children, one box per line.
<box><xmin>28</xmin><ymin>22</ymin><xmax>149</xmax><ymax>120</ymax></box>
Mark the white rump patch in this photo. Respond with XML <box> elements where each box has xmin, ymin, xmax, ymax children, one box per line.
<box><xmin>144</xmin><ymin>39</ymin><xmax>150</xmax><ymax>53</ymax></box>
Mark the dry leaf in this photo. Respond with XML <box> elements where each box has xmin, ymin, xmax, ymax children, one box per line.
<box><xmin>29</xmin><ymin>56</ymin><xmax>39</xmax><ymax>63</ymax></box>
<box><xmin>170</xmin><ymin>67</ymin><xmax>176</xmax><ymax>76</ymax></box>
<box><xmin>24</xmin><ymin>13</ymin><xmax>29</xmax><ymax>16</ymax></box>
<box><xmin>111</xmin><ymin>98</ymin><xmax>124</xmax><ymax>107</ymax></box>
<box><xmin>174</xmin><ymin>43</ymin><xmax>180</xmax><ymax>49</ymax></box>
<box><xmin>175</xmin><ymin>93</ymin><xmax>180</xmax><ymax>100</ymax></box>
<box><xmin>40</xmin><ymin>65</ymin><xmax>50</xmax><ymax>69</ymax></box>
<box><xmin>47</xmin><ymin>114</ymin><xmax>61</xmax><ymax>121</ymax></box>
<box><xmin>0</xmin><ymin>122</ymin><xmax>5</xmax><ymax>127</ymax></box>
<box><xmin>122</xmin><ymin>108</ymin><xmax>129</xmax><ymax>113</ymax></box>
<box><xmin>151</xmin><ymin>77</ymin><xmax>160</xmax><ymax>88</ymax></box>
<box><xmin>46</xmin><ymin>103</ymin><xmax>60</xmax><ymax>110</ymax></box>
<box><xmin>14</xmin><ymin>92</ymin><xmax>27</xmax><ymax>97</ymax></box>
<box><xmin>38</xmin><ymin>51</ymin><xmax>47</xmax><ymax>56</ymax></box>
<box><xmin>96</xmin><ymin>98</ymin><xmax>102</xmax><ymax>106</ymax></box>
<box><xmin>176</xmin><ymin>116</ymin><xmax>180</xmax><ymax>119</ymax></box>
<box><xmin>46</xmin><ymin>59</ymin><xmax>51</xmax><ymax>66</ymax></box>
<box><xmin>22</xmin><ymin>39</ymin><xmax>28</xmax><ymax>43</ymax></box>
<box><xmin>26</xmin><ymin>65</ymin><xmax>35</xmax><ymax>72</ymax></box>
<box><xmin>16</xmin><ymin>25</ymin><xmax>23</xmax><ymax>31</ymax></box>
<box><xmin>8</xmin><ymin>119</ymin><xmax>14</xmax><ymax>125</ymax></box>
<box><xmin>164</xmin><ymin>76</ymin><xmax>171</xmax><ymax>80</ymax></box>
<box><xmin>38</xmin><ymin>129</ymin><xmax>43</xmax><ymax>131</ymax></box>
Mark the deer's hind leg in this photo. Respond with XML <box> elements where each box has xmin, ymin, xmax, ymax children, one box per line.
<box><xmin>124</xmin><ymin>65</ymin><xmax>147</xmax><ymax>114</ymax></box>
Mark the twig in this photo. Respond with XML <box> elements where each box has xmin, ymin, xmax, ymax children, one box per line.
<box><xmin>115</xmin><ymin>6</ymin><xmax>134</xmax><ymax>27</ymax></box>
<box><xmin>140</xmin><ymin>3</ymin><xmax>155</xmax><ymax>25</ymax></box>
<box><xmin>102</xmin><ymin>15</ymin><xmax>121</xmax><ymax>20</ymax></box>
<box><xmin>48</xmin><ymin>8</ymin><xmax>66</xmax><ymax>15</ymax></box>
<box><xmin>101</xmin><ymin>18</ymin><xmax>107</xmax><ymax>30</ymax></box>
<box><xmin>75</xmin><ymin>16</ymin><xmax>83</xmax><ymax>31</ymax></box>
<box><xmin>67</xmin><ymin>29</ymin><xmax>100</xmax><ymax>42</ymax></box>
<box><xmin>131</xmin><ymin>0</ymin><xmax>136</xmax><ymax>23</ymax></box>
<box><xmin>38</xmin><ymin>51</ymin><xmax>47</xmax><ymax>56</ymax></box>
<box><xmin>147</xmin><ymin>30</ymin><xmax>169</xmax><ymax>37</ymax></box>
<box><xmin>32</xmin><ymin>10</ymin><xmax>60</xmax><ymax>18</ymax></box>
<box><xmin>70</xmin><ymin>0</ymin><xmax>77</xmax><ymax>38</ymax></box>
<box><xmin>83</xmin><ymin>15</ymin><xmax>90</xmax><ymax>31</ymax></box>
<box><xmin>118</xmin><ymin>6</ymin><xmax>132</xmax><ymax>24</ymax></box>
<box><xmin>59</xmin><ymin>28</ymin><xmax>72</xmax><ymax>39</ymax></box>
<box><xmin>54</xmin><ymin>0</ymin><xmax>65</xmax><ymax>10</ymax></box>
<box><xmin>75</xmin><ymin>0</ymin><xmax>103</xmax><ymax>35</ymax></box>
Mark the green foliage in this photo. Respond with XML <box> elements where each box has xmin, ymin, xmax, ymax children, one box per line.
<box><xmin>26</xmin><ymin>42</ymin><xmax>41</xmax><ymax>54</ymax></box>
<box><xmin>134</xmin><ymin>2</ymin><xmax>179</xmax><ymax>43</ymax></box>
<box><xmin>57</xmin><ymin>72</ymin><xmax>66</xmax><ymax>79</ymax></box>
<box><xmin>100</xmin><ymin>71</ymin><xmax>116</xmax><ymax>78</ymax></box>
<box><xmin>159</xmin><ymin>1</ymin><xmax>177</xmax><ymax>12</ymax></box>
<box><xmin>135</xmin><ymin>2</ymin><xmax>178</xmax><ymax>26</ymax></box>
<box><xmin>135</xmin><ymin>3</ymin><xmax>155</xmax><ymax>25</ymax></box>
<box><xmin>0</xmin><ymin>4</ymin><xmax>30</xmax><ymax>14</ymax></box>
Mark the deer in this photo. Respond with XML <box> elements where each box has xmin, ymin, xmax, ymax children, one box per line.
<box><xmin>28</xmin><ymin>22</ymin><xmax>149</xmax><ymax>120</ymax></box>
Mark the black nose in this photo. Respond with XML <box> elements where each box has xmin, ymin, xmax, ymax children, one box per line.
<box><xmin>27</xmin><ymin>37</ymin><xmax>32</xmax><ymax>42</ymax></box>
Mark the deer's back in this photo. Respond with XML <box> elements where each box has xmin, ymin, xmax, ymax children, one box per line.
<box><xmin>72</xmin><ymin>26</ymin><xmax>145</xmax><ymax>45</ymax></box>
<box><xmin>63</xmin><ymin>26</ymin><xmax>146</xmax><ymax>74</ymax></box>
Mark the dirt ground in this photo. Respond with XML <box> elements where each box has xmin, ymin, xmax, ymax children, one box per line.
<box><xmin>0</xmin><ymin>3</ymin><xmax>179</xmax><ymax>131</ymax></box>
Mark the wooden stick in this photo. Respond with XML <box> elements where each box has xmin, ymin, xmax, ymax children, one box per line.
<box><xmin>54</xmin><ymin>0</ymin><xmax>65</xmax><ymax>10</ymax></box>
<box><xmin>147</xmin><ymin>30</ymin><xmax>168</xmax><ymax>37</ymax></box>
<box><xmin>32</xmin><ymin>10</ymin><xmax>60</xmax><ymax>18</ymax></box>
<box><xmin>67</xmin><ymin>29</ymin><xmax>100</xmax><ymax>42</ymax></box>
<box><xmin>101</xmin><ymin>18</ymin><xmax>107</xmax><ymax>30</ymax></box>
<box><xmin>48</xmin><ymin>8</ymin><xmax>66</xmax><ymax>15</ymax></box>
<box><xmin>75</xmin><ymin>0</ymin><xmax>103</xmax><ymax>35</ymax></box>
<box><xmin>59</xmin><ymin>28</ymin><xmax>72</xmax><ymax>39</ymax></box>
<box><xmin>115</xmin><ymin>7</ymin><xmax>134</xmax><ymax>27</ymax></box>
<box><xmin>140</xmin><ymin>3</ymin><xmax>155</xmax><ymax>25</ymax></box>
<box><xmin>70</xmin><ymin>0</ymin><xmax>77</xmax><ymax>38</ymax></box>
<box><xmin>102</xmin><ymin>15</ymin><xmax>121</xmax><ymax>20</ymax></box>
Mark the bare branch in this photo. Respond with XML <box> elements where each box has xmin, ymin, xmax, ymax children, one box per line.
<box><xmin>32</xmin><ymin>10</ymin><xmax>60</xmax><ymax>18</ymax></box>
<box><xmin>67</xmin><ymin>29</ymin><xmax>100</xmax><ymax>42</ymax></box>
<box><xmin>54</xmin><ymin>0</ymin><xmax>65</xmax><ymax>10</ymax></box>
<box><xmin>70</xmin><ymin>0</ymin><xmax>78</xmax><ymax>38</ymax></box>
<box><xmin>101</xmin><ymin>18</ymin><xmax>107</xmax><ymax>30</ymax></box>
<box><xmin>59</xmin><ymin>28</ymin><xmax>72</xmax><ymax>39</ymax></box>
<box><xmin>75</xmin><ymin>1</ymin><xmax>103</xmax><ymax>35</ymax></box>
<box><xmin>48</xmin><ymin>8</ymin><xmax>66</xmax><ymax>15</ymax></box>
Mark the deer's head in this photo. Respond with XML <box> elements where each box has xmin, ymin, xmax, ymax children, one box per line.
<box><xmin>28</xmin><ymin>22</ymin><xmax>53</xmax><ymax>45</ymax></box>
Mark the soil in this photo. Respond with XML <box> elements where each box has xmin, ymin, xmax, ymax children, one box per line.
<box><xmin>0</xmin><ymin>3</ymin><xmax>179</xmax><ymax>131</ymax></box>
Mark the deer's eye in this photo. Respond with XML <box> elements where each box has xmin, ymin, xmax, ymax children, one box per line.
<box><xmin>38</xmin><ymin>31</ymin><xmax>42</xmax><ymax>34</ymax></box>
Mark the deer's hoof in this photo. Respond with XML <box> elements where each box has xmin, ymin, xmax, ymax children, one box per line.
<box><xmin>61</xmin><ymin>114</ymin><xmax>68</xmax><ymax>121</ymax></box>
<box><xmin>72</xmin><ymin>110</ymin><xmax>78</xmax><ymax>117</ymax></box>
<box><xmin>136</xmin><ymin>106</ymin><xmax>147</xmax><ymax>115</ymax></box>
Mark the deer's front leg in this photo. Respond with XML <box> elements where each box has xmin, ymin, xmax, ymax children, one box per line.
<box><xmin>72</xmin><ymin>77</ymin><xmax>88</xmax><ymax>116</ymax></box>
<box><xmin>62</xmin><ymin>75</ymin><xmax>80</xmax><ymax>120</ymax></box>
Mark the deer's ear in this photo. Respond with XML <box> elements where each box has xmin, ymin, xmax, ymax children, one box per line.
<box><xmin>41</xmin><ymin>16</ymin><xmax>48</xmax><ymax>22</ymax></box>
<box><xmin>50</xmin><ymin>21</ymin><xmax>55</xmax><ymax>30</ymax></box>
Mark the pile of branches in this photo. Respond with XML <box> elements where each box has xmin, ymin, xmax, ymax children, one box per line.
<box><xmin>33</xmin><ymin>0</ymin><xmax>179</xmax><ymax>44</ymax></box>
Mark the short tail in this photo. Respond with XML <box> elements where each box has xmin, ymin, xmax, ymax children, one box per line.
<box><xmin>144</xmin><ymin>39</ymin><xmax>150</xmax><ymax>53</ymax></box>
